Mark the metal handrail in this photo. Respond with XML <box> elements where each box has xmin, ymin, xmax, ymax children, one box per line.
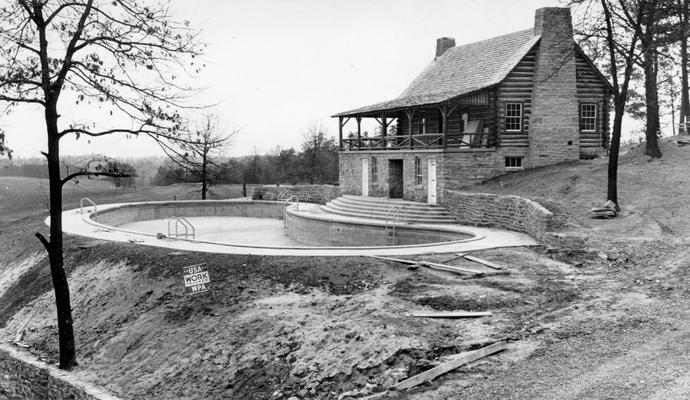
<box><xmin>283</xmin><ymin>195</ymin><xmax>300</xmax><ymax>229</ymax></box>
<box><xmin>167</xmin><ymin>216</ymin><xmax>196</xmax><ymax>239</ymax></box>
<box><xmin>177</xmin><ymin>217</ymin><xmax>196</xmax><ymax>239</ymax></box>
<box><xmin>385</xmin><ymin>205</ymin><xmax>402</xmax><ymax>246</ymax></box>
<box><xmin>80</xmin><ymin>197</ymin><xmax>98</xmax><ymax>220</ymax></box>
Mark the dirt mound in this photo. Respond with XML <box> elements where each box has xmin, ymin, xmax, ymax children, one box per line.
<box><xmin>0</xmin><ymin>244</ymin><xmax>581</xmax><ymax>400</ymax></box>
<box><xmin>619</xmin><ymin>138</ymin><xmax>690</xmax><ymax>164</ymax></box>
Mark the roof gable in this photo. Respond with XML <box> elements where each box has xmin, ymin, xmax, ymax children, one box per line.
<box><xmin>335</xmin><ymin>29</ymin><xmax>541</xmax><ymax>117</ymax></box>
<box><xmin>400</xmin><ymin>29</ymin><xmax>539</xmax><ymax>100</ymax></box>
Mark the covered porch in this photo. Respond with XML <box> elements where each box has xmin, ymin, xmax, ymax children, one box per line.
<box><xmin>335</xmin><ymin>89</ymin><xmax>498</xmax><ymax>151</ymax></box>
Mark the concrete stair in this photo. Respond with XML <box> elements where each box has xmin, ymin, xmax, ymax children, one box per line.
<box><xmin>321</xmin><ymin>195</ymin><xmax>457</xmax><ymax>224</ymax></box>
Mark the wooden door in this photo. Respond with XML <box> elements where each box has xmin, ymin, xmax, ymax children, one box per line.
<box><xmin>388</xmin><ymin>159</ymin><xmax>403</xmax><ymax>198</ymax></box>
<box><xmin>361</xmin><ymin>158</ymin><xmax>369</xmax><ymax>196</ymax></box>
<box><xmin>427</xmin><ymin>159</ymin><xmax>437</xmax><ymax>204</ymax></box>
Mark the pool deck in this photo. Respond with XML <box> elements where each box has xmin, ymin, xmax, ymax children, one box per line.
<box><xmin>57</xmin><ymin>201</ymin><xmax>538</xmax><ymax>256</ymax></box>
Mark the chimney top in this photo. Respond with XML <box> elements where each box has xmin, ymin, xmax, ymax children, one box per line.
<box><xmin>435</xmin><ymin>37</ymin><xmax>455</xmax><ymax>59</ymax></box>
<box><xmin>533</xmin><ymin>7</ymin><xmax>572</xmax><ymax>37</ymax></box>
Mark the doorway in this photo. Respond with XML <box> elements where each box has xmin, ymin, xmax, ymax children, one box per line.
<box><xmin>361</xmin><ymin>158</ymin><xmax>369</xmax><ymax>196</ymax></box>
<box><xmin>427</xmin><ymin>159</ymin><xmax>437</xmax><ymax>204</ymax></box>
<box><xmin>388</xmin><ymin>159</ymin><xmax>403</xmax><ymax>198</ymax></box>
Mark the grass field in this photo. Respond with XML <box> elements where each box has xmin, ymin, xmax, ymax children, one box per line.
<box><xmin>0</xmin><ymin>177</ymin><xmax>256</xmax><ymax>219</ymax></box>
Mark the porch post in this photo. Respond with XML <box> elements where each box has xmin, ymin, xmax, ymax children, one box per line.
<box><xmin>338</xmin><ymin>116</ymin><xmax>344</xmax><ymax>151</ymax></box>
<box><xmin>406</xmin><ymin>108</ymin><xmax>414</xmax><ymax>149</ymax></box>
<box><xmin>440</xmin><ymin>105</ymin><xmax>448</xmax><ymax>149</ymax></box>
<box><xmin>356</xmin><ymin>117</ymin><xmax>362</xmax><ymax>140</ymax></box>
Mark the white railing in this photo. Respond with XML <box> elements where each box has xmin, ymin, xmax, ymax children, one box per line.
<box><xmin>385</xmin><ymin>205</ymin><xmax>402</xmax><ymax>246</ymax></box>
<box><xmin>167</xmin><ymin>216</ymin><xmax>196</xmax><ymax>239</ymax></box>
<box><xmin>282</xmin><ymin>195</ymin><xmax>300</xmax><ymax>229</ymax></box>
<box><xmin>80</xmin><ymin>197</ymin><xmax>98</xmax><ymax>220</ymax></box>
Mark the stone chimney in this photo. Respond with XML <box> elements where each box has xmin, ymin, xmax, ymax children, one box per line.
<box><xmin>533</xmin><ymin>7</ymin><xmax>573</xmax><ymax>40</ymax></box>
<box><xmin>529</xmin><ymin>7</ymin><xmax>579</xmax><ymax>167</ymax></box>
<box><xmin>435</xmin><ymin>37</ymin><xmax>455</xmax><ymax>59</ymax></box>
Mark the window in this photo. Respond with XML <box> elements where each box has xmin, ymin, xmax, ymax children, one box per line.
<box><xmin>371</xmin><ymin>157</ymin><xmax>378</xmax><ymax>183</ymax></box>
<box><xmin>414</xmin><ymin>157</ymin><xmax>423</xmax><ymax>185</ymax></box>
<box><xmin>420</xmin><ymin>117</ymin><xmax>427</xmax><ymax>134</ymax></box>
<box><xmin>505</xmin><ymin>156</ymin><xmax>523</xmax><ymax>170</ymax></box>
<box><xmin>580</xmin><ymin>103</ymin><xmax>597</xmax><ymax>132</ymax></box>
<box><xmin>505</xmin><ymin>103</ymin><xmax>523</xmax><ymax>132</ymax></box>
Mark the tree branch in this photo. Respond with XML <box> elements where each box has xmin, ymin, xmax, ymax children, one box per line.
<box><xmin>35</xmin><ymin>232</ymin><xmax>50</xmax><ymax>252</ymax></box>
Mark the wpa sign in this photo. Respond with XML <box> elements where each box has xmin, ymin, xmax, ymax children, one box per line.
<box><xmin>182</xmin><ymin>263</ymin><xmax>211</xmax><ymax>294</ymax></box>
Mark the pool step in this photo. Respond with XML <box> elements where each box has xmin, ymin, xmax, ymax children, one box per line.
<box><xmin>321</xmin><ymin>196</ymin><xmax>457</xmax><ymax>224</ymax></box>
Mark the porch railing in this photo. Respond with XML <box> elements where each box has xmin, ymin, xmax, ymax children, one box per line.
<box><xmin>341</xmin><ymin>132</ymin><xmax>493</xmax><ymax>151</ymax></box>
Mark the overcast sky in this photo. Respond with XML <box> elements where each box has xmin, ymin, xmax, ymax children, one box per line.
<box><xmin>2</xmin><ymin>0</ymin><xmax>568</xmax><ymax>159</ymax></box>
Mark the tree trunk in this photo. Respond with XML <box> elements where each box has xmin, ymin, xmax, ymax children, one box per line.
<box><xmin>201</xmin><ymin>153</ymin><xmax>207</xmax><ymax>200</ymax></box>
<box><xmin>608</xmin><ymin>99</ymin><xmax>624</xmax><ymax>207</ymax></box>
<box><xmin>642</xmin><ymin>1</ymin><xmax>662</xmax><ymax>158</ymax></box>
<box><xmin>42</xmin><ymin>103</ymin><xmax>77</xmax><ymax>370</ymax></box>
<box><xmin>680</xmin><ymin>0</ymin><xmax>690</xmax><ymax>135</ymax></box>
<box><xmin>643</xmin><ymin>49</ymin><xmax>662</xmax><ymax>157</ymax></box>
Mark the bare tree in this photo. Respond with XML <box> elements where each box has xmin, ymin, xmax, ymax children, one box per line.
<box><xmin>0</xmin><ymin>0</ymin><xmax>203</xmax><ymax>369</ymax></box>
<box><xmin>0</xmin><ymin>127</ymin><xmax>11</xmax><ymax>159</ymax></box>
<box><xmin>158</xmin><ymin>114</ymin><xmax>234</xmax><ymax>200</ymax></box>
<box><xmin>299</xmin><ymin>124</ymin><xmax>338</xmax><ymax>184</ymax></box>
<box><xmin>573</xmin><ymin>0</ymin><xmax>643</xmax><ymax>207</ymax></box>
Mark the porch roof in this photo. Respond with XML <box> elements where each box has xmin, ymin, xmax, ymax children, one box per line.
<box><xmin>334</xmin><ymin>29</ymin><xmax>541</xmax><ymax>118</ymax></box>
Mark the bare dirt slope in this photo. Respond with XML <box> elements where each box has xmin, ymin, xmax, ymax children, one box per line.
<box><xmin>2</xmin><ymin>140</ymin><xmax>690</xmax><ymax>399</ymax></box>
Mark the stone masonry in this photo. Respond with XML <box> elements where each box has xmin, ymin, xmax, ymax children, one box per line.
<box><xmin>528</xmin><ymin>7</ymin><xmax>580</xmax><ymax>167</ymax></box>
<box><xmin>442</xmin><ymin>190</ymin><xmax>585</xmax><ymax>249</ymax></box>
<box><xmin>0</xmin><ymin>344</ymin><xmax>119</xmax><ymax>400</ymax></box>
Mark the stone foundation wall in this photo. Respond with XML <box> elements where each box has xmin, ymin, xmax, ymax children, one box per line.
<box><xmin>441</xmin><ymin>190</ymin><xmax>574</xmax><ymax>248</ymax></box>
<box><xmin>252</xmin><ymin>185</ymin><xmax>340</xmax><ymax>204</ymax></box>
<box><xmin>0</xmin><ymin>345</ymin><xmax>118</xmax><ymax>400</ymax></box>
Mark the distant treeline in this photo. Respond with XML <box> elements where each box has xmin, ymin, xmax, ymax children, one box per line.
<box><xmin>153</xmin><ymin>134</ymin><xmax>339</xmax><ymax>186</ymax></box>
<box><xmin>0</xmin><ymin>163</ymin><xmax>47</xmax><ymax>178</ymax></box>
<box><xmin>1</xmin><ymin>133</ymin><xmax>339</xmax><ymax>187</ymax></box>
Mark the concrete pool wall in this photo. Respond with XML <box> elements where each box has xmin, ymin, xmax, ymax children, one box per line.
<box><xmin>61</xmin><ymin>199</ymin><xmax>538</xmax><ymax>255</ymax></box>
<box><xmin>91</xmin><ymin>200</ymin><xmax>473</xmax><ymax>247</ymax></box>
<box><xmin>286</xmin><ymin>206</ymin><xmax>471</xmax><ymax>247</ymax></box>
<box><xmin>94</xmin><ymin>200</ymin><xmax>284</xmax><ymax>227</ymax></box>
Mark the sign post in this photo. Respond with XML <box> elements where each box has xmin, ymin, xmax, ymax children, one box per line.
<box><xmin>182</xmin><ymin>263</ymin><xmax>211</xmax><ymax>294</ymax></box>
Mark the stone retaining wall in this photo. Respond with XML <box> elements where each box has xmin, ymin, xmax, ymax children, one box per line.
<box><xmin>0</xmin><ymin>344</ymin><xmax>118</xmax><ymax>400</ymax></box>
<box><xmin>252</xmin><ymin>185</ymin><xmax>340</xmax><ymax>204</ymax></box>
<box><xmin>441</xmin><ymin>190</ymin><xmax>582</xmax><ymax>249</ymax></box>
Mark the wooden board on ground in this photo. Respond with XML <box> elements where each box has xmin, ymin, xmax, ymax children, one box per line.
<box><xmin>392</xmin><ymin>341</ymin><xmax>508</xmax><ymax>390</ymax></box>
<box><xmin>463</xmin><ymin>255</ymin><xmax>506</xmax><ymax>270</ymax></box>
<box><xmin>411</xmin><ymin>311</ymin><xmax>492</xmax><ymax>318</ymax></box>
<box><xmin>372</xmin><ymin>256</ymin><xmax>509</xmax><ymax>277</ymax></box>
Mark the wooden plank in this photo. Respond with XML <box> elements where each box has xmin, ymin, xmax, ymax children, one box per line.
<box><xmin>411</xmin><ymin>311</ymin><xmax>492</xmax><ymax>318</ymax></box>
<box><xmin>393</xmin><ymin>342</ymin><xmax>508</xmax><ymax>390</ymax></box>
<box><xmin>372</xmin><ymin>256</ymin><xmax>475</xmax><ymax>275</ymax></box>
<box><xmin>463</xmin><ymin>255</ymin><xmax>506</xmax><ymax>270</ymax></box>
<box><xmin>372</xmin><ymin>256</ymin><xmax>509</xmax><ymax>277</ymax></box>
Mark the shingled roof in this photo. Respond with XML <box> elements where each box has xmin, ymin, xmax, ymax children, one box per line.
<box><xmin>334</xmin><ymin>28</ymin><xmax>541</xmax><ymax>117</ymax></box>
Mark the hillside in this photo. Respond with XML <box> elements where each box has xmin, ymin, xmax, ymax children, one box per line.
<box><xmin>1</xmin><ymin>139</ymin><xmax>690</xmax><ymax>399</ymax></box>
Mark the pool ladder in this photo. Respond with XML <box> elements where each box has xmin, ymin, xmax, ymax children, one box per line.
<box><xmin>167</xmin><ymin>216</ymin><xmax>196</xmax><ymax>239</ymax></box>
<box><xmin>385</xmin><ymin>205</ymin><xmax>402</xmax><ymax>246</ymax></box>
<box><xmin>80</xmin><ymin>197</ymin><xmax>98</xmax><ymax>220</ymax></box>
<box><xmin>280</xmin><ymin>194</ymin><xmax>300</xmax><ymax>230</ymax></box>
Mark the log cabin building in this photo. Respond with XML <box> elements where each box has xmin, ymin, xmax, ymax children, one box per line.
<box><xmin>333</xmin><ymin>7</ymin><xmax>611</xmax><ymax>204</ymax></box>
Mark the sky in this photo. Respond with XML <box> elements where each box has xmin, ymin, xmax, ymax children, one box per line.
<box><xmin>2</xmin><ymin>0</ymin><xmax>570</xmax><ymax>160</ymax></box>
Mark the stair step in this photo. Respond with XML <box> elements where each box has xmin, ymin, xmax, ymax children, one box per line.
<box><xmin>321</xmin><ymin>196</ymin><xmax>458</xmax><ymax>224</ymax></box>
<box><xmin>328</xmin><ymin>199</ymin><xmax>451</xmax><ymax>215</ymax></box>
<box><xmin>321</xmin><ymin>206</ymin><xmax>457</xmax><ymax>223</ymax></box>
<box><xmin>340</xmin><ymin>195</ymin><xmax>447</xmax><ymax>209</ymax></box>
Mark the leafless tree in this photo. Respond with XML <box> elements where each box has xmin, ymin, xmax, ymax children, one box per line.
<box><xmin>0</xmin><ymin>0</ymin><xmax>204</xmax><ymax>369</ymax></box>
<box><xmin>158</xmin><ymin>114</ymin><xmax>234</xmax><ymax>200</ymax></box>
